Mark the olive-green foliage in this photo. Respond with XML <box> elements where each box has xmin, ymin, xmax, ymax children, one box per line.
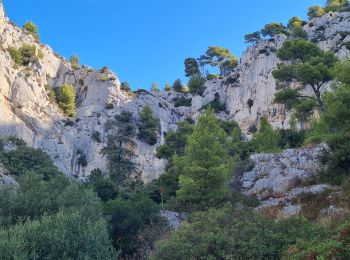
<box><xmin>172</xmin><ymin>78</ymin><xmax>183</xmax><ymax>93</ymax></box>
<box><xmin>164</xmin><ymin>83</ymin><xmax>172</xmax><ymax>91</ymax></box>
<box><xmin>156</xmin><ymin>121</ymin><xmax>193</xmax><ymax>160</ymax></box>
<box><xmin>151</xmin><ymin>121</ymin><xmax>194</xmax><ymax>201</ymax></box>
<box><xmin>184</xmin><ymin>58</ymin><xmax>200</xmax><ymax>77</ymax></box>
<box><xmin>261</xmin><ymin>22</ymin><xmax>287</xmax><ymax>37</ymax></box>
<box><xmin>45</xmin><ymin>84</ymin><xmax>57</xmax><ymax>103</ymax></box>
<box><xmin>173</xmin><ymin>97</ymin><xmax>192</xmax><ymax>107</ymax></box>
<box><xmin>244</xmin><ymin>31</ymin><xmax>261</xmax><ymax>45</ymax></box>
<box><xmin>175</xmin><ymin>109</ymin><xmax>230</xmax><ymax>207</ymax></box>
<box><xmin>104</xmin><ymin>190</ymin><xmax>160</xmax><ymax>257</ymax></box>
<box><xmin>308</xmin><ymin>5</ymin><xmax>325</xmax><ymax>20</ymax></box>
<box><xmin>285</xmin><ymin>219</ymin><xmax>350</xmax><ymax>259</ymax></box>
<box><xmin>288</xmin><ymin>16</ymin><xmax>303</xmax><ymax>29</ymax></box>
<box><xmin>279</xmin><ymin>129</ymin><xmax>306</xmax><ymax>149</ymax></box>
<box><xmin>23</xmin><ymin>21</ymin><xmax>39</xmax><ymax>41</ymax></box>
<box><xmin>0</xmin><ymin>141</ymin><xmax>60</xmax><ymax>180</ymax></box>
<box><xmin>307</xmin><ymin>61</ymin><xmax>350</xmax><ymax>184</ymax></box>
<box><xmin>0</xmin><ymin>209</ymin><xmax>117</xmax><ymax>260</ymax></box>
<box><xmin>273</xmin><ymin>39</ymin><xmax>338</xmax><ymax>111</ymax></box>
<box><xmin>7</xmin><ymin>47</ymin><xmax>22</xmax><ymax>65</ymax></box>
<box><xmin>0</xmin><ymin>173</ymin><xmax>101</xmax><ymax>226</ymax></box>
<box><xmin>58</xmin><ymin>84</ymin><xmax>76</xmax><ymax>117</ymax></box>
<box><xmin>138</xmin><ymin>106</ymin><xmax>159</xmax><ymax>145</ymax></box>
<box><xmin>120</xmin><ymin>81</ymin><xmax>131</xmax><ymax>91</ymax></box>
<box><xmin>151</xmin><ymin>82</ymin><xmax>159</xmax><ymax>92</ymax></box>
<box><xmin>188</xmin><ymin>76</ymin><xmax>206</xmax><ymax>95</ymax></box>
<box><xmin>70</xmin><ymin>54</ymin><xmax>80</xmax><ymax>70</ymax></box>
<box><xmin>325</xmin><ymin>0</ymin><xmax>349</xmax><ymax>12</ymax></box>
<box><xmin>8</xmin><ymin>44</ymin><xmax>38</xmax><ymax>66</ymax></box>
<box><xmin>102</xmin><ymin>111</ymin><xmax>136</xmax><ymax>183</ymax></box>
<box><xmin>252</xmin><ymin>118</ymin><xmax>281</xmax><ymax>153</ymax></box>
<box><xmin>288</xmin><ymin>17</ymin><xmax>307</xmax><ymax>39</ymax></box>
<box><xmin>198</xmin><ymin>46</ymin><xmax>238</xmax><ymax>76</ymax></box>
<box><xmin>88</xmin><ymin>169</ymin><xmax>117</xmax><ymax>202</ymax></box>
<box><xmin>151</xmin><ymin>205</ymin><xmax>326</xmax><ymax>260</ymax></box>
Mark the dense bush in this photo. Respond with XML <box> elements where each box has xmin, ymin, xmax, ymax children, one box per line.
<box><xmin>151</xmin><ymin>206</ymin><xmax>326</xmax><ymax>260</ymax></box>
<box><xmin>172</xmin><ymin>78</ymin><xmax>183</xmax><ymax>93</ymax></box>
<box><xmin>188</xmin><ymin>76</ymin><xmax>206</xmax><ymax>95</ymax></box>
<box><xmin>0</xmin><ymin>141</ymin><xmax>61</xmax><ymax>180</ymax></box>
<box><xmin>173</xmin><ymin>97</ymin><xmax>192</xmax><ymax>107</ymax></box>
<box><xmin>23</xmin><ymin>21</ymin><xmax>39</xmax><ymax>41</ymax></box>
<box><xmin>8</xmin><ymin>44</ymin><xmax>38</xmax><ymax>66</ymax></box>
<box><xmin>120</xmin><ymin>81</ymin><xmax>131</xmax><ymax>91</ymax></box>
<box><xmin>70</xmin><ymin>54</ymin><xmax>80</xmax><ymax>70</ymax></box>
<box><xmin>252</xmin><ymin>118</ymin><xmax>281</xmax><ymax>153</ymax></box>
<box><xmin>138</xmin><ymin>106</ymin><xmax>159</xmax><ymax>145</ymax></box>
<box><xmin>104</xmin><ymin>191</ymin><xmax>161</xmax><ymax>257</ymax></box>
<box><xmin>58</xmin><ymin>84</ymin><xmax>76</xmax><ymax>117</ymax></box>
<box><xmin>0</xmin><ymin>209</ymin><xmax>117</xmax><ymax>260</ymax></box>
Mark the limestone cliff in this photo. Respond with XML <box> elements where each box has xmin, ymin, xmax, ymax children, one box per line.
<box><xmin>1</xmin><ymin>1</ymin><xmax>350</xmax><ymax>182</ymax></box>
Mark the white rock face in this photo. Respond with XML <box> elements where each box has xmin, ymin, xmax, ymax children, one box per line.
<box><xmin>237</xmin><ymin>144</ymin><xmax>329</xmax><ymax>198</ymax></box>
<box><xmin>0</xmin><ymin>4</ymin><xmax>181</xmax><ymax>182</ymax></box>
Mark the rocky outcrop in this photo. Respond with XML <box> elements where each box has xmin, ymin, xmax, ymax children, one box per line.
<box><xmin>231</xmin><ymin>144</ymin><xmax>347</xmax><ymax>218</ymax></box>
<box><xmin>238</xmin><ymin>144</ymin><xmax>329</xmax><ymax>198</ymax></box>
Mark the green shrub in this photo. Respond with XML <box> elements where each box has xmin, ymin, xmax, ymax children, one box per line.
<box><xmin>138</xmin><ymin>106</ymin><xmax>159</xmax><ymax>145</ymax></box>
<box><xmin>172</xmin><ymin>79</ymin><xmax>183</xmax><ymax>93</ymax></box>
<box><xmin>151</xmin><ymin>206</ymin><xmax>326</xmax><ymax>260</ymax></box>
<box><xmin>70</xmin><ymin>54</ymin><xmax>80</xmax><ymax>70</ymax></box>
<box><xmin>58</xmin><ymin>84</ymin><xmax>76</xmax><ymax>117</ymax></box>
<box><xmin>45</xmin><ymin>84</ymin><xmax>57</xmax><ymax>103</ymax></box>
<box><xmin>156</xmin><ymin>121</ymin><xmax>193</xmax><ymax>160</ymax></box>
<box><xmin>173</xmin><ymin>97</ymin><xmax>192</xmax><ymax>107</ymax></box>
<box><xmin>7</xmin><ymin>47</ymin><xmax>22</xmax><ymax>65</ymax></box>
<box><xmin>0</xmin><ymin>142</ymin><xmax>61</xmax><ymax>180</ymax></box>
<box><xmin>0</xmin><ymin>209</ymin><xmax>117</xmax><ymax>260</ymax></box>
<box><xmin>104</xmin><ymin>192</ymin><xmax>160</xmax><ymax>257</ymax></box>
<box><xmin>307</xmin><ymin>5</ymin><xmax>325</xmax><ymax>20</ymax></box>
<box><xmin>7</xmin><ymin>44</ymin><xmax>37</xmax><ymax>66</ymax></box>
<box><xmin>188</xmin><ymin>76</ymin><xmax>206</xmax><ymax>95</ymax></box>
<box><xmin>252</xmin><ymin>118</ymin><xmax>281</xmax><ymax>153</ymax></box>
<box><xmin>23</xmin><ymin>21</ymin><xmax>39</xmax><ymax>41</ymax></box>
<box><xmin>120</xmin><ymin>81</ymin><xmax>131</xmax><ymax>91</ymax></box>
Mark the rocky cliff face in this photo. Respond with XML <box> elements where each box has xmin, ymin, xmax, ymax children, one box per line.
<box><xmin>0</xmin><ymin>3</ymin><xmax>182</xmax><ymax>181</ymax></box>
<box><xmin>193</xmin><ymin>12</ymin><xmax>350</xmax><ymax>133</ymax></box>
<box><xmin>1</xmin><ymin>1</ymin><xmax>350</xmax><ymax>181</ymax></box>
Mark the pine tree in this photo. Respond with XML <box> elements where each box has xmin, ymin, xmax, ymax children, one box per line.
<box><xmin>252</xmin><ymin>118</ymin><xmax>281</xmax><ymax>153</ymax></box>
<box><xmin>58</xmin><ymin>84</ymin><xmax>76</xmax><ymax>117</ymax></box>
<box><xmin>138</xmin><ymin>106</ymin><xmax>159</xmax><ymax>145</ymax></box>
<box><xmin>176</xmin><ymin>109</ymin><xmax>230</xmax><ymax>206</ymax></box>
<box><xmin>102</xmin><ymin>111</ymin><xmax>136</xmax><ymax>183</ymax></box>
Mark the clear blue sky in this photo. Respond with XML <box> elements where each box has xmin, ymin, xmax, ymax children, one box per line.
<box><xmin>4</xmin><ymin>0</ymin><xmax>323</xmax><ymax>90</ymax></box>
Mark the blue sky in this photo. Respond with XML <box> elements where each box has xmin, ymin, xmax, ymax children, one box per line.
<box><xmin>4</xmin><ymin>0</ymin><xmax>323</xmax><ymax>90</ymax></box>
